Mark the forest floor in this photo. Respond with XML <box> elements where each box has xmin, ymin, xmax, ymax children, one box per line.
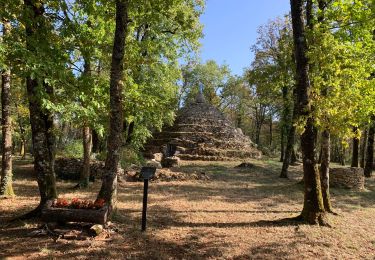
<box><xmin>1</xmin><ymin>158</ymin><xmax>375</xmax><ymax>259</ymax></box>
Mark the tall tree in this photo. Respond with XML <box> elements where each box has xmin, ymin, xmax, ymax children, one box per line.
<box><xmin>290</xmin><ymin>0</ymin><xmax>327</xmax><ymax>224</ymax></box>
<box><xmin>23</xmin><ymin>0</ymin><xmax>57</xmax><ymax>214</ymax></box>
<box><xmin>315</xmin><ymin>0</ymin><xmax>332</xmax><ymax>213</ymax></box>
<box><xmin>0</xmin><ymin>19</ymin><xmax>14</xmax><ymax>197</ymax></box>
<box><xmin>96</xmin><ymin>0</ymin><xmax>129</xmax><ymax>209</ymax></box>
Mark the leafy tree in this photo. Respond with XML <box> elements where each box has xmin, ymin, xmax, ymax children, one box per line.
<box><xmin>58</xmin><ymin>0</ymin><xmax>112</xmax><ymax>188</ymax></box>
<box><xmin>289</xmin><ymin>0</ymin><xmax>328</xmax><ymax>225</ymax></box>
<box><xmin>21</xmin><ymin>0</ymin><xmax>62</xmax><ymax>215</ymax></box>
<box><xmin>220</xmin><ymin>76</ymin><xmax>253</xmax><ymax>130</ymax></box>
<box><xmin>180</xmin><ymin>60</ymin><xmax>230</xmax><ymax>107</ymax></box>
<box><xmin>96</xmin><ymin>0</ymin><xmax>128</xmax><ymax>209</ymax></box>
<box><xmin>96</xmin><ymin>0</ymin><xmax>204</xmax><ymax>210</ymax></box>
<box><xmin>246</xmin><ymin>16</ymin><xmax>296</xmax><ymax>163</ymax></box>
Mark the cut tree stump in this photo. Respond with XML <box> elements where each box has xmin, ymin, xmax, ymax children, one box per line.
<box><xmin>41</xmin><ymin>200</ymin><xmax>109</xmax><ymax>224</ymax></box>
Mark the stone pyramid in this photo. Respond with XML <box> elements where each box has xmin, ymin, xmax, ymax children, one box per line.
<box><xmin>144</xmin><ymin>92</ymin><xmax>261</xmax><ymax>161</ymax></box>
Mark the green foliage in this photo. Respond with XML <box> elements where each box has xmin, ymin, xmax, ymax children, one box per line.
<box><xmin>57</xmin><ymin>140</ymin><xmax>83</xmax><ymax>159</ymax></box>
<box><xmin>246</xmin><ymin>2</ymin><xmax>374</xmax><ymax>147</ymax></box>
<box><xmin>122</xmin><ymin>0</ymin><xmax>204</xmax><ymax>149</ymax></box>
<box><xmin>120</xmin><ymin>146</ymin><xmax>145</xmax><ymax>168</ymax></box>
<box><xmin>180</xmin><ymin>60</ymin><xmax>231</xmax><ymax>106</ymax></box>
<box><xmin>1</xmin><ymin>0</ymin><xmax>204</xmax><ymax>154</ymax></box>
<box><xmin>306</xmin><ymin>0</ymin><xmax>375</xmax><ymax>139</ymax></box>
<box><xmin>247</xmin><ymin>15</ymin><xmax>295</xmax><ymax>108</ymax></box>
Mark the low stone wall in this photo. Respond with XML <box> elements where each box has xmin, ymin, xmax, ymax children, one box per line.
<box><xmin>329</xmin><ymin>167</ymin><xmax>365</xmax><ymax>190</ymax></box>
<box><xmin>55</xmin><ymin>158</ymin><xmax>105</xmax><ymax>181</ymax></box>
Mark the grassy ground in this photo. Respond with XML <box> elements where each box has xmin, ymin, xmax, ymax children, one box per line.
<box><xmin>1</xmin><ymin>158</ymin><xmax>374</xmax><ymax>259</ymax></box>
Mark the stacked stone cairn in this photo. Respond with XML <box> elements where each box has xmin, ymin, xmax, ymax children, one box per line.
<box><xmin>143</xmin><ymin>92</ymin><xmax>261</xmax><ymax>162</ymax></box>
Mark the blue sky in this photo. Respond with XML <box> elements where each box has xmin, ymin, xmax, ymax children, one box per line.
<box><xmin>199</xmin><ymin>0</ymin><xmax>290</xmax><ymax>76</ymax></box>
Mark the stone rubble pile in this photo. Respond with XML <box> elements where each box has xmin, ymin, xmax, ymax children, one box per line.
<box><xmin>124</xmin><ymin>168</ymin><xmax>210</xmax><ymax>182</ymax></box>
<box><xmin>55</xmin><ymin>158</ymin><xmax>105</xmax><ymax>180</ymax></box>
<box><xmin>55</xmin><ymin>158</ymin><xmax>124</xmax><ymax>181</ymax></box>
<box><xmin>329</xmin><ymin>167</ymin><xmax>365</xmax><ymax>190</ymax></box>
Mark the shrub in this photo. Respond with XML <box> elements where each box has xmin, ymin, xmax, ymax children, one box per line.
<box><xmin>57</xmin><ymin>140</ymin><xmax>83</xmax><ymax>158</ymax></box>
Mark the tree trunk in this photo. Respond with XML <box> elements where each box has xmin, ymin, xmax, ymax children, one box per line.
<box><xmin>351</xmin><ymin>127</ymin><xmax>359</xmax><ymax>167</ymax></box>
<box><xmin>320</xmin><ymin>129</ymin><xmax>333</xmax><ymax>212</ymax></box>
<box><xmin>254</xmin><ymin>104</ymin><xmax>265</xmax><ymax>146</ymax></box>
<box><xmin>24</xmin><ymin>0</ymin><xmax>57</xmax><ymax>211</ymax></box>
<box><xmin>269</xmin><ymin>113</ymin><xmax>273</xmax><ymax>148</ymax></box>
<box><xmin>15</xmin><ymin>103</ymin><xmax>27</xmax><ymax>159</ymax></box>
<box><xmin>280</xmin><ymin>83</ymin><xmax>296</xmax><ymax>177</ymax></box>
<box><xmin>77</xmin><ymin>55</ymin><xmax>92</xmax><ymax>188</ymax></box>
<box><xmin>340</xmin><ymin>145</ymin><xmax>346</xmax><ymax>166</ymax></box>
<box><xmin>280</xmin><ymin>86</ymin><xmax>288</xmax><ymax>162</ymax></box>
<box><xmin>79</xmin><ymin>125</ymin><xmax>92</xmax><ymax>188</ymax></box>
<box><xmin>280</xmin><ymin>125</ymin><xmax>296</xmax><ymax>178</ymax></box>
<box><xmin>20</xmin><ymin>141</ymin><xmax>25</xmax><ymax>158</ymax></box>
<box><xmin>291</xmin><ymin>147</ymin><xmax>297</xmax><ymax>164</ymax></box>
<box><xmin>360</xmin><ymin>128</ymin><xmax>367</xmax><ymax>168</ymax></box>
<box><xmin>92</xmin><ymin>129</ymin><xmax>102</xmax><ymax>153</ymax></box>
<box><xmin>364</xmin><ymin>119</ymin><xmax>374</xmax><ymax>177</ymax></box>
<box><xmin>0</xmin><ymin>19</ymin><xmax>14</xmax><ymax>197</ymax></box>
<box><xmin>280</xmin><ymin>129</ymin><xmax>285</xmax><ymax>162</ymax></box>
<box><xmin>97</xmin><ymin>0</ymin><xmax>129</xmax><ymax>211</ymax></box>
<box><xmin>290</xmin><ymin>0</ymin><xmax>327</xmax><ymax>224</ymax></box>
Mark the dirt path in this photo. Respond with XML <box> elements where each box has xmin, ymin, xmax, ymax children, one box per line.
<box><xmin>1</xmin><ymin>159</ymin><xmax>374</xmax><ymax>259</ymax></box>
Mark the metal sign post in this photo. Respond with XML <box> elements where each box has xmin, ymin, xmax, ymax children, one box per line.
<box><xmin>140</xmin><ymin>167</ymin><xmax>156</xmax><ymax>232</ymax></box>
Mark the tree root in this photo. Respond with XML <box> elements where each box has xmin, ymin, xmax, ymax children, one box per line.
<box><xmin>71</xmin><ymin>182</ymin><xmax>89</xmax><ymax>190</ymax></box>
<box><xmin>255</xmin><ymin>214</ymin><xmax>330</xmax><ymax>228</ymax></box>
<box><xmin>291</xmin><ymin>213</ymin><xmax>332</xmax><ymax>227</ymax></box>
<box><xmin>327</xmin><ymin>210</ymin><xmax>339</xmax><ymax>216</ymax></box>
<box><xmin>10</xmin><ymin>203</ymin><xmax>44</xmax><ymax>222</ymax></box>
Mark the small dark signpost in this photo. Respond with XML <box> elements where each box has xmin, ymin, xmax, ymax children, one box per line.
<box><xmin>140</xmin><ymin>166</ymin><xmax>156</xmax><ymax>231</ymax></box>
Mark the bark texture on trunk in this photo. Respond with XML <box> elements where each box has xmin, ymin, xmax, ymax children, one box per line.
<box><xmin>280</xmin><ymin>86</ymin><xmax>289</xmax><ymax>162</ymax></box>
<box><xmin>0</xmin><ymin>20</ymin><xmax>14</xmax><ymax>196</ymax></box>
<box><xmin>280</xmin><ymin>125</ymin><xmax>296</xmax><ymax>178</ymax></box>
<box><xmin>97</xmin><ymin>0</ymin><xmax>129</xmax><ymax>211</ymax></box>
<box><xmin>340</xmin><ymin>146</ymin><xmax>346</xmax><ymax>166</ymax></box>
<box><xmin>291</xmin><ymin>147</ymin><xmax>297</xmax><ymax>164</ymax></box>
<box><xmin>280</xmin><ymin>130</ymin><xmax>285</xmax><ymax>162</ymax></box>
<box><xmin>254</xmin><ymin>105</ymin><xmax>265</xmax><ymax>146</ymax></box>
<box><xmin>351</xmin><ymin>127</ymin><xmax>359</xmax><ymax>167</ymax></box>
<box><xmin>269</xmin><ymin>113</ymin><xmax>273</xmax><ymax>147</ymax></box>
<box><xmin>92</xmin><ymin>129</ymin><xmax>102</xmax><ymax>153</ymax></box>
<box><xmin>79</xmin><ymin>125</ymin><xmax>92</xmax><ymax>187</ymax></box>
<box><xmin>320</xmin><ymin>129</ymin><xmax>332</xmax><ymax>212</ymax></box>
<box><xmin>16</xmin><ymin>103</ymin><xmax>27</xmax><ymax>159</ymax></box>
<box><xmin>280</xmin><ymin>83</ymin><xmax>296</xmax><ymax>177</ymax></box>
<box><xmin>364</xmin><ymin>119</ymin><xmax>374</xmax><ymax>177</ymax></box>
<box><xmin>360</xmin><ymin>129</ymin><xmax>367</xmax><ymax>168</ymax></box>
<box><xmin>290</xmin><ymin>0</ymin><xmax>326</xmax><ymax>224</ymax></box>
<box><xmin>77</xmin><ymin>56</ymin><xmax>92</xmax><ymax>188</ymax></box>
<box><xmin>24</xmin><ymin>0</ymin><xmax>57</xmax><ymax>206</ymax></box>
<box><xmin>315</xmin><ymin>0</ymin><xmax>332</xmax><ymax>214</ymax></box>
